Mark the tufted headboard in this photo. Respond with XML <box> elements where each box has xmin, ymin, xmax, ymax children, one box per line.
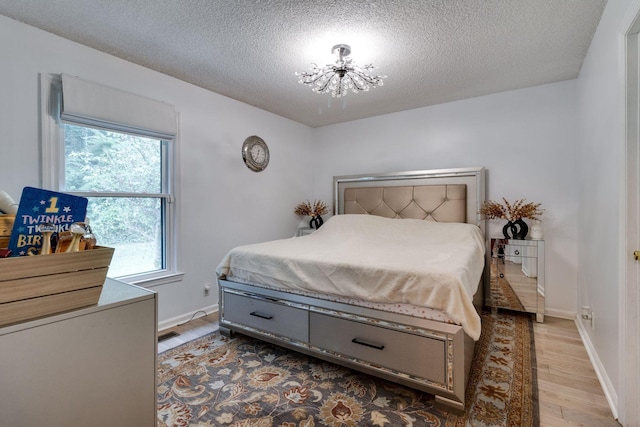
<box><xmin>343</xmin><ymin>184</ymin><xmax>466</xmax><ymax>222</ymax></box>
<box><xmin>334</xmin><ymin>167</ymin><xmax>486</xmax><ymax>234</ymax></box>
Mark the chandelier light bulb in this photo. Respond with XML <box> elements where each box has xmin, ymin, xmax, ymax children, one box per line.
<box><xmin>296</xmin><ymin>44</ymin><xmax>386</xmax><ymax>97</ymax></box>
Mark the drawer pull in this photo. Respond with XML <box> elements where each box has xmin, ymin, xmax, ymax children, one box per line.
<box><xmin>514</xmin><ymin>250</ymin><xmax>520</xmax><ymax>255</ymax></box>
<box><xmin>351</xmin><ymin>338</ymin><xmax>384</xmax><ymax>350</ymax></box>
<box><xmin>499</xmin><ymin>273</ymin><xmax>505</xmax><ymax>279</ymax></box>
<box><xmin>250</xmin><ymin>311</ymin><xmax>273</xmax><ymax>320</ymax></box>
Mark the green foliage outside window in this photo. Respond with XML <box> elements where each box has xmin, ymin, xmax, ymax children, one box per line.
<box><xmin>63</xmin><ymin>124</ymin><xmax>165</xmax><ymax>276</ymax></box>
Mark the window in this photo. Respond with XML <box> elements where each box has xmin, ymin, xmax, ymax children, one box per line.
<box><xmin>62</xmin><ymin>124</ymin><xmax>169</xmax><ymax>277</ymax></box>
<box><xmin>41</xmin><ymin>74</ymin><xmax>181</xmax><ymax>286</ymax></box>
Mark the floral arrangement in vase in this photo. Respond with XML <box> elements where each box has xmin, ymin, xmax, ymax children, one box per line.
<box><xmin>479</xmin><ymin>198</ymin><xmax>543</xmax><ymax>239</ymax></box>
<box><xmin>294</xmin><ymin>200</ymin><xmax>329</xmax><ymax>229</ymax></box>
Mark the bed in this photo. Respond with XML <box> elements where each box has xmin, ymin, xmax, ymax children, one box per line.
<box><xmin>216</xmin><ymin>167</ymin><xmax>487</xmax><ymax>410</ymax></box>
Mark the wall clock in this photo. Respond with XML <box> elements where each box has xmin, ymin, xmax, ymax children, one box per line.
<box><xmin>242</xmin><ymin>135</ymin><xmax>269</xmax><ymax>172</ymax></box>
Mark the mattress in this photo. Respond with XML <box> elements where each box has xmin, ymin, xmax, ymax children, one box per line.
<box><xmin>216</xmin><ymin>214</ymin><xmax>486</xmax><ymax>340</ymax></box>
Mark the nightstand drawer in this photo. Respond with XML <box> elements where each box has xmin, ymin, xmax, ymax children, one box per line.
<box><xmin>309</xmin><ymin>312</ymin><xmax>446</xmax><ymax>384</ymax></box>
<box><xmin>491</xmin><ymin>239</ymin><xmax>537</xmax><ymax>258</ymax></box>
<box><xmin>222</xmin><ymin>291</ymin><xmax>309</xmax><ymax>342</ymax></box>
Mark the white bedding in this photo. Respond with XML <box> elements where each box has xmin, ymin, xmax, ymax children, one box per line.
<box><xmin>216</xmin><ymin>214</ymin><xmax>486</xmax><ymax>340</ymax></box>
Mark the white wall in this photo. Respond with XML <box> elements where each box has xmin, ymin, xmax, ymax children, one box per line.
<box><xmin>576</xmin><ymin>0</ymin><xmax>637</xmax><ymax>415</ymax></box>
<box><xmin>0</xmin><ymin>15</ymin><xmax>315</xmax><ymax>327</ymax></box>
<box><xmin>313</xmin><ymin>81</ymin><xmax>581</xmax><ymax>317</ymax></box>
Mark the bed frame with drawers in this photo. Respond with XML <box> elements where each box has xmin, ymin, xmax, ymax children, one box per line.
<box><xmin>218</xmin><ymin>167</ymin><xmax>487</xmax><ymax>410</ymax></box>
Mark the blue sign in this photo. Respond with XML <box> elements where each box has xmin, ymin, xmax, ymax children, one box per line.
<box><xmin>7</xmin><ymin>187</ymin><xmax>88</xmax><ymax>256</ymax></box>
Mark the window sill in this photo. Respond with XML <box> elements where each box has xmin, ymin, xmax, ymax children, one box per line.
<box><xmin>113</xmin><ymin>271</ymin><xmax>185</xmax><ymax>288</ymax></box>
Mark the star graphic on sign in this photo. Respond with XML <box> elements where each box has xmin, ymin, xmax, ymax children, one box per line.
<box><xmin>63</xmin><ymin>206</ymin><xmax>71</xmax><ymax>213</ymax></box>
<box><xmin>31</xmin><ymin>206</ymin><xmax>39</xmax><ymax>213</ymax></box>
<box><xmin>40</xmin><ymin>200</ymin><xmax>46</xmax><ymax>205</ymax></box>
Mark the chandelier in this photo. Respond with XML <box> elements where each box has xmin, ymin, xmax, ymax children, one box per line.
<box><xmin>296</xmin><ymin>44</ymin><xmax>386</xmax><ymax>98</ymax></box>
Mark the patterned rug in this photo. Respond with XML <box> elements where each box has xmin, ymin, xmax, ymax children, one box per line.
<box><xmin>157</xmin><ymin>311</ymin><xmax>537</xmax><ymax>427</ymax></box>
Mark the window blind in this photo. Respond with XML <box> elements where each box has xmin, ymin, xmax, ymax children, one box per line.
<box><xmin>60</xmin><ymin>74</ymin><xmax>177</xmax><ymax>139</ymax></box>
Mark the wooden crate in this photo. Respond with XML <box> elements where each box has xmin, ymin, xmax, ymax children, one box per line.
<box><xmin>0</xmin><ymin>246</ymin><xmax>114</xmax><ymax>327</ymax></box>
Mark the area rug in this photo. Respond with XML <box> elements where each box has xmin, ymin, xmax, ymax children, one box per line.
<box><xmin>157</xmin><ymin>311</ymin><xmax>537</xmax><ymax>427</ymax></box>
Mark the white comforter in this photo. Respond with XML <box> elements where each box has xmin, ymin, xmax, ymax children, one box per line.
<box><xmin>216</xmin><ymin>214</ymin><xmax>486</xmax><ymax>340</ymax></box>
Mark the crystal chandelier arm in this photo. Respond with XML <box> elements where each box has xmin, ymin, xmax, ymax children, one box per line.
<box><xmin>352</xmin><ymin>66</ymin><xmax>385</xmax><ymax>85</ymax></box>
<box><xmin>312</xmin><ymin>75</ymin><xmax>333</xmax><ymax>92</ymax></box>
<box><xmin>298</xmin><ymin>66</ymin><xmax>349</xmax><ymax>95</ymax></box>
<box><xmin>338</xmin><ymin>69</ymin><xmax>381</xmax><ymax>93</ymax></box>
<box><xmin>296</xmin><ymin>65</ymin><xmax>322</xmax><ymax>83</ymax></box>
<box><xmin>344</xmin><ymin>71</ymin><xmax>368</xmax><ymax>92</ymax></box>
<box><xmin>297</xmin><ymin>66</ymin><xmax>333</xmax><ymax>86</ymax></box>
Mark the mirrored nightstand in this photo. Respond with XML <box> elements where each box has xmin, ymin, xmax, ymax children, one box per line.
<box><xmin>488</xmin><ymin>238</ymin><xmax>545</xmax><ymax>322</ymax></box>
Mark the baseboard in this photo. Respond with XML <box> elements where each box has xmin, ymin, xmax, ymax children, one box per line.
<box><xmin>543</xmin><ymin>308</ymin><xmax>574</xmax><ymax>319</ymax></box>
<box><xmin>157</xmin><ymin>304</ymin><xmax>219</xmax><ymax>332</ymax></box>
<box><xmin>574</xmin><ymin>317</ymin><xmax>619</xmax><ymax>420</ymax></box>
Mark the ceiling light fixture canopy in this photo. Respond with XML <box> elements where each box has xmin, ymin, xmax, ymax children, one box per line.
<box><xmin>296</xmin><ymin>44</ymin><xmax>386</xmax><ymax>98</ymax></box>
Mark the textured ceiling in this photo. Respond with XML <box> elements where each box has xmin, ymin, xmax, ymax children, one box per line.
<box><xmin>0</xmin><ymin>0</ymin><xmax>607</xmax><ymax>127</ymax></box>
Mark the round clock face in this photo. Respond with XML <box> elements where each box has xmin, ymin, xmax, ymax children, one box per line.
<box><xmin>242</xmin><ymin>136</ymin><xmax>270</xmax><ymax>172</ymax></box>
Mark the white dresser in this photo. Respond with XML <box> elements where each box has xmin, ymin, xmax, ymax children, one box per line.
<box><xmin>0</xmin><ymin>278</ymin><xmax>157</xmax><ymax>427</ymax></box>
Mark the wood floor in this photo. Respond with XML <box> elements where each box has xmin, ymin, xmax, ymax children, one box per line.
<box><xmin>157</xmin><ymin>313</ymin><xmax>220</xmax><ymax>353</ymax></box>
<box><xmin>158</xmin><ymin>312</ymin><xmax>621</xmax><ymax>426</ymax></box>
<box><xmin>533</xmin><ymin>317</ymin><xmax>620</xmax><ymax>426</ymax></box>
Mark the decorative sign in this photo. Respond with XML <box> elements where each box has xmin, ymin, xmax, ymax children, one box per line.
<box><xmin>7</xmin><ymin>187</ymin><xmax>88</xmax><ymax>256</ymax></box>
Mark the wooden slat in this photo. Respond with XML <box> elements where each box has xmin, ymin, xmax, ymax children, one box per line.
<box><xmin>0</xmin><ymin>246</ymin><xmax>114</xmax><ymax>282</ymax></box>
<box><xmin>0</xmin><ymin>268</ymin><xmax>108</xmax><ymax>304</ymax></box>
<box><xmin>0</xmin><ymin>286</ymin><xmax>102</xmax><ymax>327</ymax></box>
